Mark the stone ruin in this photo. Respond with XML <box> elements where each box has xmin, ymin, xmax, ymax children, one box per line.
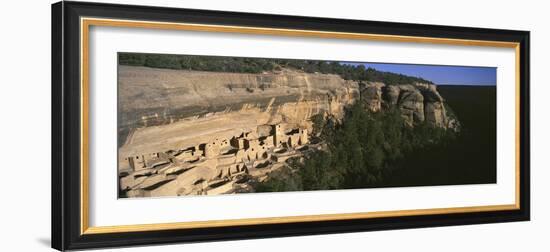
<box><xmin>119</xmin><ymin>123</ymin><xmax>312</xmax><ymax>197</ymax></box>
<box><xmin>118</xmin><ymin>76</ymin><xmax>460</xmax><ymax>198</ymax></box>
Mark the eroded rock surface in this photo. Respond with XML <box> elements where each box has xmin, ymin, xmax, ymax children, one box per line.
<box><xmin>362</xmin><ymin>82</ymin><xmax>459</xmax><ymax>129</ymax></box>
<box><xmin>118</xmin><ymin>66</ymin><xmax>359</xmax><ymax>131</ymax></box>
<box><xmin>118</xmin><ymin>66</ymin><xmax>459</xmax><ymax>198</ymax></box>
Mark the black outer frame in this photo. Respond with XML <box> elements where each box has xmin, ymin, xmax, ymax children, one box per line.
<box><xmin>51</xmin><ymin>1</ymin><xmax>530</xmax><ymax>251</ymax></box>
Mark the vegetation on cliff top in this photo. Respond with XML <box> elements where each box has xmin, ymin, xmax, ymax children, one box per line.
<box><xmin>118</xmin><ymin>53</ymin><xmax>433</xmax><ymax>85</ymax></box>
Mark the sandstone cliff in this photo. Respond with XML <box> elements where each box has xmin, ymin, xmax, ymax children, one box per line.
<box><xmin>119</xmin><ymin>66</ymin><xmax>459</xmax><ymax>133</ymax></box>
<box><xmin>119</xmin><ymin>65</ymin><xmax>359</xmax><ymax>132</ymax></box>
<box><xmin>118</xmin><ymin>66</ymin><xmax>460</xmax><ymax>197</ymax></box>
<box><xmin>360</xmin><ymin>82</ymin><xmax>460</xmax><ymax>130</ymax></box>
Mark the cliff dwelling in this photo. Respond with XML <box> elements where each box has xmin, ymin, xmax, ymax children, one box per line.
<box><xmin>119</xmin><ymin>121</ymin><xmax>314</xmax><ymax>197</ymax></box>
<box><xmin>118</xmin><ymin>65</ymin><xmax>459</xmax><ymax>198</ymax></box>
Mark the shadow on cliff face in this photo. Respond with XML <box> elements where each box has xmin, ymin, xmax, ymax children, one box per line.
<box><xmin>257</xmin><ymin>85</ymin><xmax>497</xmax><ymax>193</ymax></box>
<box><xmin>383</xmin><ymin>85</ymin><xmax>496</xmax><ymax>187</ymax></box>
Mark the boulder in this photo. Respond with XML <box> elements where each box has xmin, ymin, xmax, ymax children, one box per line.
<box><xmin>383</xmin><ymin>85</ymin><xmax>401</xmax><ymax>106</ymax></box>
<box><xmin>257</xmin><ymin>124</ymin><xmax>273</xmax><ymax>137</ymax></box>
<box><xmin>424</xmin><ymin>101</ymin><xmax>447</xmax><ymax>128</ymax></box>
<box><xmin>396</xmin><ymin>85</ymin><xmax>425</xmax><ymax>125</ymax></box>
<box><xmin>137</xmin><ymin>174</ymin><xmax>177</xmax><ymax>190</ymax></box>
<box><xmin>360</xmin><ymin>83</ymin><xmax>384</xmax><ymax>112</ymax></box>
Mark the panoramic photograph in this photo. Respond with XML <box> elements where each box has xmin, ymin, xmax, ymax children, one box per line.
<box><xmin>117</xmin><ymin>53</ymin><xmax>496</xmax><ymax>198</ymax></box>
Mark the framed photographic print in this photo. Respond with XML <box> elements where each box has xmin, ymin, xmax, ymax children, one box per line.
<box><xmin>51</xmin><ymin>1</ymin><xmax>530</xmax><ymax>250</ymax></box>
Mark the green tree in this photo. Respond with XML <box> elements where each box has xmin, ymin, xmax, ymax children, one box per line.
<box><xmin>118</xmin><ymin>53</ymin><xmax>434</xmax><ymax>84</ymax></box>
<box><xmin>256</xmin><ymin>101</ymin><xmax>456</xmax><ymax>192</ymax></box>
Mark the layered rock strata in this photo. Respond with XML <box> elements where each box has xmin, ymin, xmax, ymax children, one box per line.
<box><xmin>118</xmin><ymin>66</ymin><xmax>459</xmax><ymax>198</ymax></box>
<box><xmin>361</xmin><ymin>82</ymin><xmax>459</xmax><ymax>129</ymax></box>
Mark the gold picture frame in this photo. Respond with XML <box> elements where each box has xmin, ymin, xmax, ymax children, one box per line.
<box><xmin>52</xmin><ymin>1</ymin><xmax>530</xmax><ymax>250</ymax></box>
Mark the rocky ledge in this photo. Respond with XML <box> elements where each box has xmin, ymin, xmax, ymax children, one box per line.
<box><xmin>361</xmin><ymin>82</ymin><xmax>460</xmax><ymax>130</ymax></box>
<box><xmin>117</xmin><ymin>67</ymin><xmax>460</xmax><ymax>198</ymax></box>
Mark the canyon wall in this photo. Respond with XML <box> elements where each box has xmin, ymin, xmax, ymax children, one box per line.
<box><xmin>118</xmin><ymin>66</ymin><xmax>460</xmax><ymax>197</ymax></box>
<box><xmin>119</xmin><ymin>65</ymin><xmax>359</xmax><ymax>132</ymax></box>
<box><xmin>361</xmin><ymin>82</ymin><xmax>460</xmax><ymax>130</ymax></box>
<box><xmin>119</xmin><ymin>65</ymin><xmax>459</xmax><ymax>135</ymax></box>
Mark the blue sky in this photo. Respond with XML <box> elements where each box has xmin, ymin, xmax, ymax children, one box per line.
<box><xmin>341</xmin><ymin>62</ymin><xmax>496</xmax><ymax>86</ymax></box>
